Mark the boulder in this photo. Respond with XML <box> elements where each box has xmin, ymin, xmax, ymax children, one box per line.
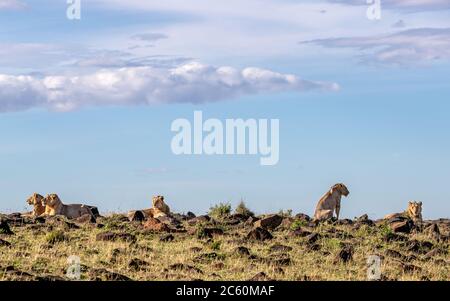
<box><xmin>128</xmin><ymin>258</ymin><xmax>149</xmax><ymax>271</ymax></box>
<box><xmin>269</xmin><ymin>244</ymin><xmax>293</xmax><ymax>253</ymax></box>
<box><xmin>0</xmin><ymin>219</ymin><xmax>13</xmax><ymax>235</ymax></box>
<box><xmin>0</xmin><ymin>239</ymin><xmax>11</xmax><ymax>247</ymax></box>
<box><xmin>247</xmin><ymin>227</ymin><xmax>273</xmax><ymax>241</ymax></box>
<box><xmin>390</xmin><ymin>220</ymin><xmax>413</xmax><ymax>234</ymax></box>
<box><xmin>336</xmin><ymin>245</ymin><xmax>354</xmax><ymax>263</ymax></box>
<box><xmin>289</xmin><ymin>228</ymin><xmax>312</xmax><ymax>238</ymax></box>
<box><xmin>253</xmin><ymin>214</ymin><xmax>283</xmax><ymax>230</ymax></box>
<box><xmin>143</xmin><ymin>218</ymin><xmax>170</xmax><ymax>232</ymax></box>
<box><xmin>160</xmin><ymin>234</ymin><xmax>175</xmax><ymax>242</ymax></box>
<box><xmin>235</xmin><ymin>246</ymin><xmax>251</xmax><ymax>256</ymax></box>
<box><xmin>87</xmin><ymin>206</ymin><xmax>100</xmax><ymax>218</ymax></box>
<box><xmin>128</xmin><ymin>210</ymin><xmax>146</xmax><ymax>222</ymax></box>
<box><xmin>249</xmin><ymin>272</ymin><xmax>272</xmax><ymax>281</ymax></box>
<box><xmin>294</xmin><ymin>213</ymin><xmax>311</xmax><ymax>222</ymax></box>
<box><xmin>74</xmin><ymin>214</ymin><xmax>96</xmax><ymax>224</ymax></box>
<box><xmin>95</xmin><ymin>232</ymin><xmax>137</xmax><ymax>243</ymax></box>
<box><xmin>187</xmin><ymin>215</ymin><xmax>211</xmax><ymax>226</ymax></box>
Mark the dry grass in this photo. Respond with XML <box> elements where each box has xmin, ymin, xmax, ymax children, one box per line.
<box><xmin>0</xmin><ymin>214</ymin><xmax>448</xmax><ymax>281</ymax></box>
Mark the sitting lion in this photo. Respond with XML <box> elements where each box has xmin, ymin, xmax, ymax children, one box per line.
<box><xmin>142</xmin><ymin>195</ymin><xmax>171</xmax><ymax>219</ymax></box>
<box><xmin>384</xmin><ymin>201</ymin><xmax>423</xmax><ymax>224</ymax></box>
<box><xmin>26</xmin><ymin>193</ymin><xmax>46</xmax><ymax>217</ymax></box>
<box><xmin>40</xmin><ymin>194</ymin><xmax>94</xmax><ymax>219</ymax></box>
<box><xmin>313</xmin><ymin>183</ymin><xmax>350</xmax><ymax>221</ymax></box>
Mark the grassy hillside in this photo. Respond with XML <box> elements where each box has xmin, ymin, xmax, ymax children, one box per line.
<box><xmin>0</xmin><ymin>209</ymin><xmax>448</xmax><ymax>281</ymax></box>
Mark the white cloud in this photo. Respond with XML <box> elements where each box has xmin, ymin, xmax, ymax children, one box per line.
<box><xmin>0</xmin><ymin>62</ymin><xmax>339</xmax><ymax>113</ymax></box>
<box><xmin>328</xmin><ymin>0</ymin><xmax>450</xmax><ymax>12</ymax></box>
<box><xmin>0</xmin><ymin>0</ymin><xmax>26</xmax><ymax>10</ymax></box>
<box><xmin>302</xmin><ymin>28</ymin><xmax>450</xmax><ymax>65</ymax></box>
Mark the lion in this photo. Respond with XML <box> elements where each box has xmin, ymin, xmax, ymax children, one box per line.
<box><xmin>384</xmin><ymin>201</ymin><xmax>423</xmax><ymax>224</ymax></box>
<box><xmin>313</xmin><ymin>183</ymin><xmax>350</xmax><ymax>221</ymax></box>
<box><xmin>40</xmin><ymin>194</ymin><xmax>94</xmax><ymax>219</ymax></box>
<box><xmin>142</xmin><ymin>195</ymin><xmax>171</xmax><ymax>219</ymax></box>
<box><xmin>26</xmin><ymin>193</ymin><xmax>46</xmax><ymax>217</ymax></box>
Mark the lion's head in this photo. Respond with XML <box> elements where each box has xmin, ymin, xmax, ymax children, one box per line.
<box><xmin>332</xmin><ymin>183</ymin><xmax>349</xmax><ymax>197</ymax></box>
<box><xmin>152</xmin><ymin>195</ymin><xmax>166</xmax><ymax>210</ymax></box>
<box><xmin>42</xmin><ymin>194</ymin><xmax>62</xmax><ymax>208</ymax></box>
<box><xmin>27</xmin><ymin>193</ymin><xmax>44</xmax><ymax>206</ymax></box>
<box><xmin>408</xmin><ymin>201</ymin><xmax>422</xmax><ymax>220</ymax></box>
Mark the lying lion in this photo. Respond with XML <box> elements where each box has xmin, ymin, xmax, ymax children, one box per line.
<box><xmin>314</xmin><ymin>183</ymin><xmax>350</xmax><ymax>221</ymax></box>
<box><xmin>384</xmin><ymin>201</ymin><xmax>423</xmax><ymax>224</ymax></box>
<box><xmin>26</xmin><ymin>193</ymin><xmax>46</xmax><ymax>217</ymax></box>
<box><xmin>142</xmin><ymin>195</ymin><xmax>171</xmax><ymax>219</ymax></box>
<box><xmin>40</xmin><ymin>194</ymin><xmax>94</xmax><ymax>219</ymax></box>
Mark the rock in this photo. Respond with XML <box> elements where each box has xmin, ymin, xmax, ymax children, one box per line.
<box><xmin>336</xmin><ymin>245</ymin><xmax>354</xmax><ymax>263</ymax></box>
<box><xmin>305</xmin><ymin>233</ymin><xmax>320</xmax><ymax>244</ymax></box>
<box><xmin>235</xmin><ymin>246</ymin><xmax>251</xmax><ymax>256</ymax></box>
<box><xmin>74</xmin><ymin>214</ymin><xmax>96</xmax><ymax>224</ymax></box>
<box><xmin>96</xmin><ymin>232</ymin><xmax>137</xmax><ymax>243</ymax></box>
<box><xmin>289</xmin><ymin>228</ymin><xmax>312</xmax><ymax>238</ymax></box>
<box><xmin>407</xmin><ymin>240</ymin><xmax>434</xmax><ymax>254</ymax></box>
<box><xmin>399</xmin><ymin>262</ymin><xmax>422</xmax><ymax>273</ymax></box>
<box><xmin>169</xmin><ymin>263</ymin><xmax>203</xmax><ymax>274</ymax></box>
<box><xmin>190</xmin><ymin>247</ymin><xmax>203</xmax><ymax>253</ymax></box>
<box><xmin>160</xmin><ymin>234</ymin><xmax>175</xmax><ymax>242</ymax></box>
<box><xmin>247</xmin><ymin>227</ymin><xmax>273</xmax><ymax>241</ymax></box>
<box><xmin>194</xmin><ymin>252</ymin><xmax>225</xmax><ymax>263</ymax></box>
<box><xmin>354</xmin><ymin>214</ymin><xmax>375</xmax><ymax>226</ymax></box>
<box><xmin>0</xmin><ymin>239</ymin><xmax>11</xmax><ymax>247</ymax></box>
<box><xmin>294</xmin><ymin>213</ymin><xmax>311</xmax><ymax>222</ymax></box>
<box><xmin>87</xmin><ymin>206</ymin><xmax>100</xmax><ymax>218</ymax></box>
<box><xmin>269</xmin><ymin>244</ymin><xmax>293</xmax><ymax>253</ymax></box>
<box><xmin>0</xmin><ymin>219</ymin><xmax>13</xmax><ymax>235</ymax></box>
<box><xmin>385</xmin><ymin>249</ymin><xmax>405</xmax><ymax>260</ymax></box>
<box><xmin>244</xmin><ymin>216</ymin><xmax>260</xmax><ymax>227</ymax></box>
<box><xmin>202</xmin><ymin>227</ymin><xmax>224</xmax><ymax>238</ymax></box>
<box><xmin>128</xmin><ymin>258</ymin><xmax>149</xmax><ymax>271</ymax></box>
<box><xmin>307</xmin><ymin>244</ymin><xmax>322</xmax><ymax>252</ymax></box>
<box><xmin>424</xmin><ymin>223</ymin><xmax>441</xmax><ymax>240</ymax></box>
<box><xmin>336</xmin><ymin>219</ymin><xmax>353</xmax><ymax>226</ymax></box>
<box><xmin>254</xmin><ymin>214</ymin><xmax>283</xmax><ymax>230</ymax></box>
<box><xmin>383</xmin><ymin>232</ymin><xmax>408</xmax><ymax>242</ymax></box>
<box><xmin>35</xmin><ymin>275</ymin><xmax>65</xmax><ymax>281</ymax></box>
<box><xmin>143</xmin><ymin>218</ymin><xmax>170</xmax><ymax>232</ymax></box>
<box><xmin>267</xmin><ymin>255</ymin><xmax>291</xmax><ymax>266</ymax></box>
<box><xmin>89</xmin><ymin>268</ymin><xmax>132</xmax><ymax>281</ymax></box>
<box><xmin>423</xmin><ymin>248</ymin><xmax>445</xmax><ymax>260</ymax></box>
<box><xmin>128</xmin><ymin>211</ymin><xmax>146</xmax><ymax>222</ymax></box>
<box><xmin>249</xmin><ymin>272</ymin><xmax>272</xmax><ymax>281</ymax></box>
<box><xmin>187</xmin><ymin>215</ymin><xmax>211</xmax><ymax>226</ymax></box>
<box><xmin>390</xmin><ymin>220</ymin><xmax>413</xmax><ymax>234</ymax></box>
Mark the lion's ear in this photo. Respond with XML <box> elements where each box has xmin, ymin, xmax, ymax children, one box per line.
<box><xmin>418</xmin><ymin>201</ymin><xmax>422</xmax><ymax>206</ymax></box>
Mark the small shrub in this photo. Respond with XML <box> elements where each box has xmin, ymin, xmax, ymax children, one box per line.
<box><xmin>209</xmin><ymin>202</ymin><xmax>231</xmax><ymax>219</ymax></box>
<box><xmin>278</xmin><ymin>209</ymin><xmax>293</xmax><ymax>218</ymax></box>
<box><xmin>234</xmin><ymin>201</ymin><xmax>254</xmax><ymax>218</ymax></box>
<box><xmin>46</xmin><ymin>230</ymin><xmax>66</xmax><ymax>244</ymax></box>
<box><xmin>290</xmin><ymin>219</ymin><xmax>307</xmax><ymax>231</ymax></box>
<box><xmin>210</xmin><ymin>240</ymin><xmax>222</xmax><ymax>251</ymax></box>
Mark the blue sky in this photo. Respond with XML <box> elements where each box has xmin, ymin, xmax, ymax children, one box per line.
<box><xmin>0</xmin><ymin>0</ymin><xmax>449</xmax><ymax>219</ymax></box>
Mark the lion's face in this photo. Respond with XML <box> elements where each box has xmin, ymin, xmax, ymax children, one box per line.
<box><xmin>152</xmin><ymin>196</ymin><xmax>165</xmax><ymax>210</ymax></box>
<box><xmin>42</xmin><ymin>194</ymin><xmax>61</xmax><ymax>207</ymax></box>
<box><xmin>408</xmin><ymin>201</ymin><xmax>422</xmax><ymax>218</ymax></box>
<box><xmin>334</xmin><ymin>183</ymin><xmax>349</xmax><ymax>197</ymax></box>
<box><xmin>27</xmin><ymin>193</ymin><xmax>43</xmax><ymax>205</ymax></box>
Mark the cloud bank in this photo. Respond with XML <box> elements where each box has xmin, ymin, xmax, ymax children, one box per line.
<box><xmin>302</xmin><ymin>28</ymin><xmax>450</xmax><ymax>65</ymax></box>
<box><xmin>0</xmin><ymin>0</ymin><xmax>26</xmax><ymax>10</ymax></box>
<box><xmin>0</xmin><ymin>62</ymin><xmax>339</xmax><ymax>113</ymax></box>
<box><xmin>328</xmin><ymin>0</ymin><xmax>450</xmax><ymax>12</ymax></box>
